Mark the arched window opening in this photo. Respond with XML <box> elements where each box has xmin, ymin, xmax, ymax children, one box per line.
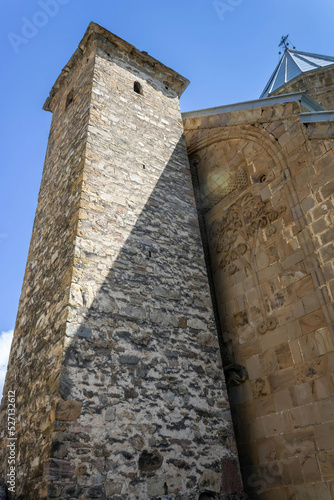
<box><xmin>134</xmin><ymin>82</ymin><xmax>143</xmax><ymax>95</ymax></box>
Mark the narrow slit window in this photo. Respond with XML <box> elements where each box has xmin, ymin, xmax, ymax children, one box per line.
<box><xmin>134</xmin><ymin>82</ymin><xmax>142</xmax><ymax>95</ymax></box>
<box><xmin>66</xmin><ymin>89</ymin><xmax>74</xmax><ymax>109</ymax></box>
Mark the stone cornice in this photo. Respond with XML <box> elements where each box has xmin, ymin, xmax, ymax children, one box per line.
<box><xmin>44</xmin><ymin>22</ymin><xmax>190</xmax><ymax>111</ymax></box>
<box><xmin>182</xmin><ymin>91</ymin><xmax>324</xmax><ymax>122</ymax></box>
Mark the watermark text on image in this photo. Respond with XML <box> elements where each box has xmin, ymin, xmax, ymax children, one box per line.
<box><xmin>7</xmin><ymin>391</ymin><xmax>16</xmax><ymax>494</ymax></box>
<box><xmin>8</xmin><ymin>0</ymin><xmax>71</xmax><ymax>53</ymax></box>
<box><xmin>213</xmin><ymin>0</ymin><xmax>244</xmax><ymax>21</ymax></box>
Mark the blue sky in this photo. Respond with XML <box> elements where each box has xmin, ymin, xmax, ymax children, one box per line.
<box><xmin>1</xmin><ymin>0</ymin><xmax>334</xmax><ymax>394</ymax></box>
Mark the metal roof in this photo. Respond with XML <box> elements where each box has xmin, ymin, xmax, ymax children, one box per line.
<box><xmin>182</xmin><ymin>91</ymin><xmax>324</xmax><ymax>120</ymax></box>
<box><xmin>300</xmin><ymin>110</ymin><xmax>334</xmax><ymax>123</ymax></box>
<box><xmin>260</xmin><ymin>48</ymin><xmax>334</xmax><ymax>98</ymax></box>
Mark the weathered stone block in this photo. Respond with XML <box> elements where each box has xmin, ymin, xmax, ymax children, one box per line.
<box><xmin>263</xmin><ymin>412</ymin><xmax>288</xmax><ymax>437</ymax></box>
<box><xmin>299</xmin><ymin>309</ymin><xmax>327</xmax><ymax>334</ymax></box>
<box><xmin>321</xmin><ymin>180</ymin><xmax>334</xmax><ymax>200</ymax></box>
<box><xmin>87</xmin><ymin>485</ymin><xmax>105</xmax><ymax>498</ymax></box>
<box><xmin>300</xmin><ymin>454</ymin><xmax>321</xmax><ymax>483</ymax></box>
<box><xmin>220</xmin><ymin>458</ymin><xmax>243</xmax><ymax>494</ymax></box>
<box><xmin>314</xmin><ymin>422</ymin><xmax>334</xmax><ymax>451</ymax></box>
<box><xmin>250</xmin><ymin>377</ymin><xmax>271</xmax><ymax>399</ymax></box>
<box><xmin>274</xmin><ymin>429</ymin><xmax>316</xmax><ymax>459</ymax></box>
<box><xmin>318</xmin><ymin>450</ymin><xmax>334</xmax><ymax>479</ymax></box>
<box><xmin>147</xmin><ymin>477</ymin><xmax>166</xmax><ymax>497</ymax></box>
<box><xmin>44</xmin><ymin>458</ymin><xmax>75</xmax><ymax>481</ymax></box>
<box><xmin>314</xmin><ymin>376</ymin><xmax>332</xmax><ymax>401</ymax></box>
<box><xmin>268</xmin><ymin>367</ymin><xmax>296</xmax><ymax>393</ymax></box>
<box><xmin>55</xmin><ymin>399</ymin><xmax>82</xmax><ymax>422</ymax></box>
<box><xmin>274</xmin><ymin>389</ymin><xmax>294</xmax><ymax>412</ymax></box>
<box><xmin>246</xmin><ymin>355</ymin><xmax>262</xmax><ymax>381</ymax></box>
<box><xmin>104</xmin><ymin>481</ymin><xmax>123</xmax><ymax>496</ymax></box>
<box><xmin>138</xmin><ymin>450</ymin><xmax>164</xmax><ymax>471</ymax></box>
<box><xmin>281</xmin><ymin>457</ymin><xmax>304</xmax><ymax>485</ymax></box>
<box><xmin>290</xmin><ymin>382</ymin><xmax>314</xmax><ymax>406</ymax></box>
<box><xmin>274</xmin><ymin>343</ymin><xmax>293</xmax><ymax>369</ymax></box>
<box><xmin>295</xmin><ymin>356</ymin><xmax>326</xmax><ymax>384</ymax></box>
<box><xmin>314</xmin><ymin>398</ymin><xmax>334</xmax><ymax>423</ymax></box>
<box><xmin>254</xmin><ymin>395</ymin><xmax>276</xmax><ymax>418</ymax></box>
<box><xmin>289</xmin><ymin>403</ymin><xmax>319</xmax><ymax>428</ymax></box>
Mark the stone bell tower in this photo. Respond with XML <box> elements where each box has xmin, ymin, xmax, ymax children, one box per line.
<box><xmin>0</xmin><ymin>23</ymin><xmax>243</xmax><ymax>499</ymax></box>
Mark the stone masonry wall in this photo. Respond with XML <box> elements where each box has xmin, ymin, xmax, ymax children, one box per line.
<box><xmin>50</xmin><ymin>34</ymin><xmax>242</xmax><ymax>500</ymax></box>
<box><xmin>184</xmin><ymin>100</ymin><xmax>334</xmax><ymax>500</ymax></box>
<box><xmin>273</xmin><ymin>65</ymin><xmax>334</xmax><ymax>110</ymax></box>
<box><xmin>1</xmin><ymin>24</ymin><xmax>243</xmax><ymax>500</ymax></box>
<box><xmin>0</xmin><ymin>39</ymin><xmax>96</xmax><ymax>499</ymax></box>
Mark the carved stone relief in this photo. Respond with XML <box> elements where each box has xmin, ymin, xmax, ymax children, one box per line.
<box><xmin>210</xmin><ymin>193</ymin><xmax>285</xmax><ymax>333</ymax></box>
<box><xmin>202</xmin><ymin>165</ymin><xmax>250</xmax><ymax>212</ymax></box>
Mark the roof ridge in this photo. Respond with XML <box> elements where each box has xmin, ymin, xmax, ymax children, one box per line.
<box><xmin>287</xmin><ymin>48</ymin><xmax>334</xmax><ymax>61</ymax></box>
<box><xmin>289</xmin><ymin>51</ymin><xmax>321</xmax><ymax>70</ymax></box>
<box><xmin>260</xmin><ymin>47</ymin><xmax>334</xmax><ymax>98</ymax></box>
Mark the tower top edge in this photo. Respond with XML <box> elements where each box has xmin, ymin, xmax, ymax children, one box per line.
<box><xmin>43</xmin><ymin>21</ymin><xmax>190</xmax><ymax>111</ymax></box>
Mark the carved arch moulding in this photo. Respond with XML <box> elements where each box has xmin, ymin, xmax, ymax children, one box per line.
<box><xmin>187</xmin><ymin>124</ymin><xmax>288</xmax><ymax>178</ymax></box>
<box><xmin>188</xmin><ymin>125</ymin><xmax>287</xmax><ymax>217</ymax></box>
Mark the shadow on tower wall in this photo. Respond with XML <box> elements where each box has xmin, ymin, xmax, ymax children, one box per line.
<box><xmin>47</xmin><ymin>135</ymin><xmax>242</xmax><ymax>499</ymax></box>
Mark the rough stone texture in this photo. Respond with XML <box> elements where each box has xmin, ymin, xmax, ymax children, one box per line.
<box><xmin>184</xmin><ymin>92</ymin><xmax>334</xmax><ymax>499</ymax></box>
<box><xmin>2</xmin><ymin>21</ymin><xmax>334</xmax><ymax>500</ymax></box>
<box><xmin>0</xmin><ymin>26</ymin><xmax>96</xmax><ymax>500</ymax></box>
<box><xmin>55</xmin><ymin>399</ymin><xmax>83</xmax><ymax>422</ymax></box>
<box><xmin>0</xmin><ymin>23</ymin><xmax>242</xmax><ymax>500</ymax></box>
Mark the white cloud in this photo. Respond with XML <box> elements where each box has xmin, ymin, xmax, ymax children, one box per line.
<box><xmin>0</xmin><ymin>330</ymin><xmax>14</xmax><ymax>399</ymax></box>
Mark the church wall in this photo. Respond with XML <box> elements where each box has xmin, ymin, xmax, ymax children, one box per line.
<box><xmin>184</xmin><ymin>101</ymin><xmax>334</xmax><ymax>500</ymax></box>
<box><xmin>272</xmin><ymin>65</ymin><xmax>334</xmax><ymax>110</ymax></box>
<box><xmin>2</xmin><ymin>21</ymin><xmax>334</xmax><ymax>500</ymax></box>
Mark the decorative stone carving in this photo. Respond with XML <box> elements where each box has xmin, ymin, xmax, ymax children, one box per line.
<box><xmin>224</xmin><ymin>364</ymin><xmax>249</xmax><ymax>388</ymax></box>
<box><xmin>210</xmin><ymin>194</ymin><xmax>285</xmax><ymax>330</ymax></box>
<box><xmin>257</xmin><ymin>317</ymin><xmax>278</xmax><ymax>335</ymax></box>
<box><xmin>211</xmin><ymin>194</ymin><xmax>284</xmax><ymax>252</ymax></box>
<box><xmin>203</xmin><ymin>165</ymin><xmax>251</xmax><ymax>212</ymax></box>
<box><xmin>267</xmin><ymin>224</ymin><xmax>277</xmax><ymax>237</ymax></box>
<box><xmin>211</xmin><ymin>194</ymin><xmax>284</xmax><ymax>275</ymax></box>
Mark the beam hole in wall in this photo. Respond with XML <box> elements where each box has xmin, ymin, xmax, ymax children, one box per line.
<box><xmin>134</xmin><ymin>81</ymin><xmax>143</xmax><ymax>95</ymax></box>
<box><xmin>198</xmin><ymin>492</ymin><xmax>216</xmax><ymax>499</ymax></box>
<box><xmin>65</xmin><ymin>89</ymin><xmax>74</xmax><ymax>109</ymax></box>
<box><xmin>142</xmin><ymin>164</ymin><xmax>146</xmax><ymax>170</ymax></box>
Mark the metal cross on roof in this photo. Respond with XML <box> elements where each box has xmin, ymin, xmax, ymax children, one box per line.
<box><xmin>279</xmin><ymin>34</ymin><xmax>290</xmax><ymax>49</ymax></box>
